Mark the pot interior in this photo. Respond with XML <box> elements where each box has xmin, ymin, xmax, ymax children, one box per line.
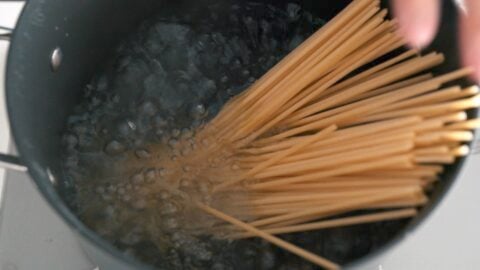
<box><xmin>6</xmin><ymin>0</ymin><xmax>471</xmax><ymax>269</ymax></box>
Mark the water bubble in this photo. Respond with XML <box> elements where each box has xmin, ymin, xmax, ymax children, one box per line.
<box><xmin>120</xmin><ymin>231</ymin><xmax>141</xmax><ymax>245</ymax></box>
<box><xmin>170</xmin><ymin>230</ymin><xmax>184</xmax><ymax>242</ymax></box>
<box><xmin>127</xmin><ymin>120</ymin><xmax>137</xmax><ymax>131</ymax></box>
<box><xmin>131</xmin><ymin>225</ymin><xmax>143</xmax><ymax>234</ymax></box>
<box><xmin>107</xmin><ymin>185</ymin><xmax>117</xmax><ymax>193</ymax></box>
<box><xmin>132</xmin><ymin>199</ymin><xmax>147</xmax><ymax>210</ymax></box>
<box><xmin>170</xmin><ymin>233</ymin><xmax>184</xmax><ymax>249</ymax></box>
<box><xmin>152</xmin><ymin>115</ymin><xmax>168</xmax><ymax>128</ymax></box>
<box><xmin>158</xmin><ymin>168</ymin><xmax>166</xmax><ymax>177</ymax></box>
<box><xmin>258</xmin><ymin>249</ymin><xmax>276</xmax><ymax>269</ymax></box>
<box><xmin>104</xmin><ymin>140</ymin><xmax>126</xmax><ymax>155</ymax></box>
<box><xmin>198</xmin><ymin>181</ymin><xmax>212</xmax><ymax>194</ymax></box>
<box><xmin>183</xmin><ymin>166</ymin><xmax>191</xmax><ymax>172</ymax></box>
<box><xmin>155</xmin><ymin>129</ymin><xmax>164</xmax><ymax>137</ymax></box>
<box><xmin>286</xmin><ymin>3</ymin><xmax>302</xmax><ymax>21</ymax></box>
<box><xmin>64</xmin><ymin>155</ymin><xmax>79</xmax><ymax>168</ymax></box>
<box><xmin>198</xmin><ymin>79</ymin><xmax>217</xmax><ymax>99</ymax></box>
<box><xmin>95</xmin><ymin>186</ymin><xmax>105</xmax><ymax>194</ymax></box>
<box><xmin>181</xmin><ymin>148</ymin><xmax>191</xmax><ymax>156</ymax></box>
<box><xmin>72</xmin><ymin>123</ymin><xmax>88</xmax><ymax>135</ymax></box>
<box><xmin>196</xmin><ymin>37</ymin><xmax>206</xmax><ymax>50</ymax></box>
<box><xmin>117</xmin><ymin>121</ymin><xmax>135</xmax><ymax>137</ymax></box>
<box><xmin>181</xmin><ymin>128</ymin><xmax>193</xmax><ymax>139</ymax></box>
<box><xmin>122</xmin><ymin>194</ymin><xmax>132</xmax><ymax>202</ymax></box>
<box><xmin>191</xmin><ymin>120</ymin><xmax>203</xmax><ymax>130</ymax></box>
<box><xmin>117</xmin><ymin>187</ymin><xmax>126</xmax><ymax>195</ymax></box>
<box><xmin>161</xmin><ymin>135</ymin><xmax>170</xmax><ymax>144</ymax></box>
<box><xmin>242</xmin><ymin>69</ymin><xmax>250</xmax><ymax>77</ymax></box>
<box><xmin>220</xmin><ymin>75</ymin><xmax>229</xmax><ymax>83</ymax></box>
<box><xmin>288</xmin><ymin>34</ymin><xmax>304</xmax><ymax>51</ymax></box>
<box><xmin>160</xmin><ymin>201</ymin><xmax>179</xmax><ymax>215</ymax></box>
<box><xmin>139</xmin><ymin>100</ymin><xmax>157</xmax><ymax>116</ymax></box>
<box><xmin>112</xmin><ymin>94</ymin><xmax>120</xmax><ymax>103</ymax></box>
<box><xmin>231</xmin><ymin>164</ymin><xmax>240</xmax><ymax>170</ymax></box>
<box><xmin>187</xmin><ymin>242</ymin><xmax>213</xmax><ymax>262</ymax></box>
<box><xmin>63</xmin><ymin>134</ymin><xmax>78</xmax><ymax>148</ymax></box>
<box><xmin>131</xmin><ymin>173</ymin><xmax>145</xmax><ymax>185</ymax></box>
<box><xmin>171</xmin><ymin>129</ymin><xmax>181</xmax><ymax>138</ymax></box>
<box><xmin>212</xmin><ymin>262</ymin><xmax>234</xmax><ymax>270</ymax></box>
<box><xmin>102</xmin><ymin>194</ymin><xmax>113</xmax><ymax>202</ymax></box>
<box><xmin>135</xmin><ymin>149</ymin><xmax>151</xmax><ymax>159</ymax></box>
<box><xmin>145</xmin><ymin>169</ymin><xmax>156</xmax><ymax>183</ymax></box>
<box><xmin>104</xmin><ymin>205</ymin><xmax>116</xmax><ymax>218</ymax></box>
<box><xmin>135</xmin><ymin>188</ymin><xmax>148</xmax><ymax>197</ymax></box>
<box><xmin>123</xmin><ymin>248</ymin><xmax>136</xmax><ymax>257</ymax></box>
<box><xmin>133</xmin><ymin>139</ymin><xmax>143</xmax><ymax>147</ymax></box>
<box><xmin>157</xmin><ymin>190</ymin><xmax>170</xmax><ymax>200</ymax></box>
<box><xmin>163</xmin><ymin>217</ymin><xmax>179</xmax><ymax>230</ymax></box>
<box><xmin>202</xmin><ymin>194</ymin><xmax>212</xmax><ymax>203</ymax></box>
<box><xmin>168</xmin><ymin>139</ymin><xmax>178</xmax><ymax>148</ymax></box>
<box><xmin>191</xmin><ymin>104</ymin><xmax>206</xmax><ymax>119</ymax></box>
<box><xmin>180</xmin><ymin>179</ymin><xmax>191</xmax><ymax>188</ymax></box>
<box><xmin>209</xmin><ymin>157</ymin><xmax>221</xmax><ymax>168</ymax></box>
<box><xmin>248</xmin><ymin>77</ymin><xmax>256</xmax><ymax>83</ymax></box>
<box><xmin>232</xmin><ymin>59</ymin><xmax>242</xmax><ymax>69</ymax></box>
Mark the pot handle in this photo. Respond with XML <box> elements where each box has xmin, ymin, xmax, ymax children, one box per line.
<box><xmin>1</xmin><ymin>26</ymin><xmax>24</xmax><ymax>171</ymax></box>
<box><xmin>0</xmin><ymin>153</ymin><xmax>26</xmax><ymax>172</ymax></box>
<box><xmin>0</xmin><ymin>26</ymin><xmax>12</xmax><ymax>41</ymax></box>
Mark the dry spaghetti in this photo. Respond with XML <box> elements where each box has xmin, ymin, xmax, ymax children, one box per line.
<box><xmin>148</xmin><ymin>0</ymin><xmax>480</xmax><ymax>269</ymax></box>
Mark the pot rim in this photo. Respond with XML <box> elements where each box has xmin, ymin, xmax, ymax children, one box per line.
<box><xmin>5</xmin><ymin>1</ymin><xmax>476</xmax><ymax>269</ymax></box>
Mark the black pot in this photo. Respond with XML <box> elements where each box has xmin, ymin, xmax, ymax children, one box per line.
<box><xmin>0</xmin><ymin>0</ymin><xmax>474</xmax><ymax>269</ymax></box>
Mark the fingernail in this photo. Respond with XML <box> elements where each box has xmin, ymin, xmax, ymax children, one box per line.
<box><xmin>398</xmin><ymin>23</ymin><xmax>433</xmax><ymax>49</ymax></box>
<box><xmin>454</xmin><ymin>0</ymin><xmax>468</xmax><ymax>15</ymax></box>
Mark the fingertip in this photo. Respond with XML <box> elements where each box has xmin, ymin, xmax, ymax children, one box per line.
<box><xmin>466</xmin><ymin>59</ymin><xmax>480</xmax><ymax>84</ymax></box>
<box><xmin>461</xmin><ymin>48</ymin><xmax>480</xmax><ymax>84</ymax></box>
<box><xmin>459</xmin><ymin>55</ymin><xmax>480</xmax><ymax>84</ymax></box>
<box><xmin>403</xmin><ymin>23</ymin><xmax>436</xmax><ymax>49</ymax></box>
<box><xmin>460</xmin><ymin>0</ymin><xmax>480</xmax><ymax>83</ymax></box>
<box><xmin>392</xmin><ymin>0</ymin><xmax>440</xmax><ymax>49</ymax></box>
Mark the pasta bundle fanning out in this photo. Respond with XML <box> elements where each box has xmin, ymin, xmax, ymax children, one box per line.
<box><xmin>157</xmin><ymin>0</ymin><xmax>480</xmax><ymax>268</ymax></box>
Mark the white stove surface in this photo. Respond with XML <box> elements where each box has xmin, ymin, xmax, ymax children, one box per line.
<box><xmin>0</xmin><ymin>2</ymin><xmax>479</xmax><ymax>270</ymax></box>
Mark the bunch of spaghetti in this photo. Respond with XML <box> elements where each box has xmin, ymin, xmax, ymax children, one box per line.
<box><xmin>167</xmin><ymin>0</ymin><xmax>480</xmax><ymax>268</ymax></box>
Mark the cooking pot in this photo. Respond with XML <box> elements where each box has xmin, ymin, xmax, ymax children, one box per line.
<box><xmin>0</xmin><ymin>0</ymin><xmax>475</xmax><ymax>269</ymax></box>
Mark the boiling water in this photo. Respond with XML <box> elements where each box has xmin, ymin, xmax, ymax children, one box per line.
<box><xmin>60</xmin><ymin>3</ymin><xmax>407</xmax><ymax>269</ymax></box>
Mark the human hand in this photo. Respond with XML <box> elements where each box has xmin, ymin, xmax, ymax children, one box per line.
<box><xmin>392</xmin><ymin>0</ymin><xmax>480</xmax><ymax>82</ymax></box>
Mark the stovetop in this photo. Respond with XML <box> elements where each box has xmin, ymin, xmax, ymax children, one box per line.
<box><xmin>0</xmin><ymin>2</ymin><xmax>479</xmax><ymax>270</ymax></box>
